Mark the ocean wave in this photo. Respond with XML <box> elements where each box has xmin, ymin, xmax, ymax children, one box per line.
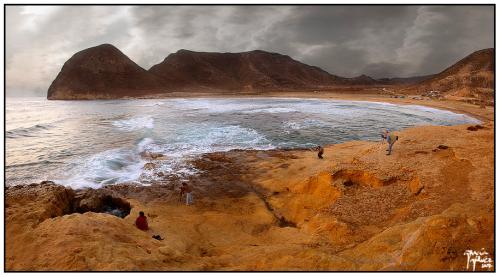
<box><xmin>283</xmin><ymin>119</ymin><xmax>327</xmax><ymax>131</ymax></box>
<box><xmin>6</xmin><ymin>160</ymin><xmax>63</xmax><ymax>169</ymax></box>
<box><xmin>241</xmin><ymin>107</ymin><xmax>298</xmax><ymax>114</ymax></box>
<box><xmin>56</xmin><ymin>148</ymin><xmax>147</xmax><ymax>189</ymax></box>
<box><xmin>6</xmin><ymin>123</ymin><xmax>55</xmax><ymax>138</ymax></box>
<box><xmin>168</xmin><ymin>99</ymin><xmax>297</xmax><ymax>114</ymax></box>
<box><xmin>112</xmin><ymin>116</ymin><xmax>154</xmax><ymax>131</ymax></box>
<box><xmin>160</xmin><ymin>125</ymin><xmax>275</xmax><ymax>157</ymax></box>
<box><xmin>137</xmin><ymin>101</ymin><xmax>166</xmax><ymax>107</ymax></box>
<box><xmin>137</xmin><ymin>125</ymin><xmax>274</xmax><ymax>184</ymax></box>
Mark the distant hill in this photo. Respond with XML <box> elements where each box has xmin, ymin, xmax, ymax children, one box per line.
<box><xmin>377</xmin><ymin>74</ymin><xmax>434</xmax><ymax>85</ymax></box>
<box><xmin>47</xmin><ymin>44</ymin><xmax>169</xmax><ymax>100</ymax></box>
<box><xmin>408</xmin><ymin>48</ymin><xmax>494</xmax><ymax>99</ymax></box>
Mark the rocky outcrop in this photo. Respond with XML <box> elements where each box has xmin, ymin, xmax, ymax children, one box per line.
<box><xmin>73</xmin><ymin>189</ymin><xmax>131</xmax><ymax>218</ymax></box>
<box><xmin>6</xmin><ymin>182</ymin><xmax>131</xmax><ymax>224</ymax></box>
<box><xmin>6</xmin><ymin>181</ymin><xmax>75</xmax><ymax>227</ymax></box>
<box><xmin>47</xmin><ymin>44</ymin><xmax>170</xmax><ymax>100</ymax></box>
<box><xmin>339</xmin><ymin>203</ymin><xmax>494</xmax><ymax>270</ymax></box>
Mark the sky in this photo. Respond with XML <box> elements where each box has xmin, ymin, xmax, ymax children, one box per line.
<box><xmin>6</xmin><ymin>5</ymin><xmax>494</xmax><ymax>96</ymax></box>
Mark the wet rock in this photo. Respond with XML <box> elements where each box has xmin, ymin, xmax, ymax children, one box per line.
<box><xmin>140</xmin><ymin>151</ymin><xmax>166</xmax><ymax>160</ymax></box>
<box><xmin>150</xmin><ymin>153</ymin><xmax>166</xmax><ymax>160</ymax></box>
<box><xmin>143</xmin><ymin>162</ymin><xmax>157</xmax><ymax>170</ymax></box>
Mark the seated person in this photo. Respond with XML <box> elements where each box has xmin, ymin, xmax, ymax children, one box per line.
<box><xmin>135</xmin><ymin>211</ymin><xmax>149</xmax><ymax>231</ymax></box>
<box><xmin>135</xmin><ymin>211</ymin><xmax>164</xmax><ymax>240</ymax></box>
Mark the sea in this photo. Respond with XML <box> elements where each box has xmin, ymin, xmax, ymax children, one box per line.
<box><xmin>6</xmin><ymin>97</ymin><xmax>481</xmax><ymax>189</ymax></box>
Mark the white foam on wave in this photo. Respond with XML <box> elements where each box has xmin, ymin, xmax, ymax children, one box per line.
<box><xmin>56</xmin><ymin>123</ymin><xmax>274</xmax><ymax>189</ymax></box>
<box><xmin>137</xmin><ymin>137</ymin><xmax>154</xmax><ymax>153</ymax></box>
<box><xmin>168</xmin><ymin>98</ymin><xmax>298</xmax><ymax>114</ymax></box>
<box><xmin>283</xmin><ymin>119</ymin><xmax>327</xmax><ymax>131</ymax></box>
<box><xmin>112</xmin><ymin>116</ymin><xmax>154</xmax><ymax>131</ymax></box>
<box><xmin>56</xmin><ymin>148</ymin><xmax>146</xmax><ymax>189</ymax></box>
<box><xmin>115</xmin><ymin>125</ymin><xmax>273</xmax><ymax>186</ymax></box>
<box><xmin>404</xmin><ymin>105</ymin><xmax>482</xmax><ymax>124</ymax></box>
<box><xmin>158</xmin><ymin>125</ymin><xmax>274</xmax><ymax>158</ymax></box>
<box><xmin>137</xmin><ymin>102</ymin><xmax>166</xmax><ymax>107</ymax></box>
<box><xmin>202</xmin><ymin>125</ymin><xmax>273</xmax><ymax>150</ymax></box>
<box><xmin>56</xmin><ymin>137</ymin><xmax>156</xmax><ymax>189</ymax></box>
<box><xmin>241</xmin><ymin>107</ymin><xmax>297</xmax><ymax>114</ymax></box>
<box><xmin>141</xmin><ymin>125</ymin><xmax>274</xmax><ymax>184</ymax></box>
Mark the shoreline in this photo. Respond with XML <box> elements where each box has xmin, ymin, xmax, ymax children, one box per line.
<box><xmin>44</xmin><ymin>91</ymin><xmax>493</xmax><ymax>122</ymax></box>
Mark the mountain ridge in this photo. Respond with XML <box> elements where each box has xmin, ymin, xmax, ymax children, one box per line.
<box><xmin>46</xmin><ymin>44</ymin><xmax>493</xmax><ymax>100</ymax></box>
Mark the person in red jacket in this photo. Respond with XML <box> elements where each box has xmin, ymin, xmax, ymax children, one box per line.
<box><xmin>135</xmin><ymin>211</ymin><xmax>164</xmax><ymax>240</ymax></box>
<box><xmin>135</xmin><ymin>211</ymin><xmax>149</xmax><ymax>231</ymax></box>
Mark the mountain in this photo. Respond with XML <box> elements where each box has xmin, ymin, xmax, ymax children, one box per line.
<box><xmin>409</xmin><ymin>48</ymin><xmax>494</xmax><ymax>98</ymax></box>
<box><xmin>46</xmin><ymin>44</ymin><xmax>494</xmax><ymax>100</ymax></box>
<box><xmin>47</xmin><ymin>44</ymin><xmax>169</xmax><ymax>100</ymax></box>
<box><xmin>148</xmin><ymin>49</ymin><xmax>340</xmax><ymax>92</ymax></box>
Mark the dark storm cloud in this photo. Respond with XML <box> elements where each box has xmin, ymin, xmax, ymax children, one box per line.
<box><xmin>257</xmin><ymin>5</ymin><xmax>493</xmax><ymax>78</ymax></box>
<box><xmin>6</xmin><ymin>5</ymin><xmax>494</xmax><ymax>96</ymax></box>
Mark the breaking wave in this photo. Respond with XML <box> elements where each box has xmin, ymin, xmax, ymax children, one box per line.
<box><xmin>112</xmin><ymin>116</ymin><xmax>154</xmax><ymax>131</ymax></box>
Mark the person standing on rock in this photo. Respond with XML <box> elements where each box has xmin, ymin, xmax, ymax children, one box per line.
<box><xmin>180</xmin><ymin>182</ymin><xmax>193</xmax><ymax>205</ymax></box>
<box><xmin>381</xmin><ymin>129</ymin><xmax>389</xmax><ymax>142</ymax></box>
<box><xmin>385</xmin><ymin>132</ymin><xmax>399</xmax><ymax>155</ymax></box>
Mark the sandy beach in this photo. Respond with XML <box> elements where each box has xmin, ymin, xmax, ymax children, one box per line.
<box><xmin>133</xmin><ymin>90</ymin><xmax>493</xmax><ymax>122</ymax></box>
<box><xmin>5</xmin><ymin>94</ymin><xmax>494</xmax><ymax>271</ymax></box>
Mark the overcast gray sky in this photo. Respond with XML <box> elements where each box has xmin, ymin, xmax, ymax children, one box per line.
<box><xmin>6</xmin><ymin>5</ymin><xmax>494</xmax><ymax>96</ymax></box>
